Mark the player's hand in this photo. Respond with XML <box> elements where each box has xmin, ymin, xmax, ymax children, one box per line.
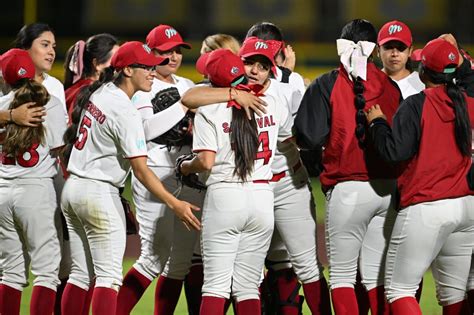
<box><xmin>233</xmin><ymin>89</ymin><xmax>267</xmax><ymax>120</ymax></box>
<box><xmin>365</xmin><ymin>104</ymin><xmax>386</xmax><ymax>124</ymax></box>
<box><xmin>282</xmin><ymin>45</ymin><xmax>296</xmax><ymax>71</ymax></box>
<box><xmin>171</xmin><ymin>200</ymin><xmax>201</xmax><ymax>231</ymax></box>
<box><xmin>13</xmin><ymin>102</ymin><xmax>46</xmax><ymax>127</ymax></box>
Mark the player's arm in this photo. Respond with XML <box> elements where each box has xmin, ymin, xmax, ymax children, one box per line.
<box><xmin>180</xmin><ymin>151</ymin><xmax>216</xmax><ymax>175</ymax></box>
<box><xmin>181</xmin><ymin>85</ymin><xmax>267</xmax><ymax>119</ymax></box>
<box><xmin>0</xmin><ymin>102</ymin><xmax>45</xmax><ymax>127</ymax></box>
<box><xmin>293</xmin><ymin>71</ymin><xmax>336</xmax><ymax>150</ymax></box>
<box><xmin>366</xmin><ymin>94</ymin><xmax>423</xmax><ymax>163</ymax></box>
<box><xmin>130</xmin><ymin>156</ymin><xmax>201</xmax><ymax>231</ymax></box>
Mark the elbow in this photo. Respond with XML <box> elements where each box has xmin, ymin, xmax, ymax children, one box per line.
<box><xmin>181</xmin><ymin>92</ymin><xmax>197</xmax><ymax>109</ymax></box>
<box><xmin>198</xmin><ymin>153</ymin><xmax>215</xmax><ymax>171</ymax></box>
<box><xmin>201</xmin><ymin>158</ymin><xmax>214</xmax><ymax>171</ymax></box>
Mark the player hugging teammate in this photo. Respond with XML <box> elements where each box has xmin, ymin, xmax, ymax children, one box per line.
<box><xmin>1</xmin><ymin>17</ymin><xmax>474</xmax><ymax>315</ymax></box>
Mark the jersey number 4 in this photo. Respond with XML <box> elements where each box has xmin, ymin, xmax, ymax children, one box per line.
<box><xmin>256</xmin><ymin>131</ymin><xmax>272</xmax><ymax>165</ymax></box>
<box><xmin>75</xmin><ymin>116</ymin><xmax>92</xmax><ymax>150</ymax></box>
<box><xmin>1</xmin><ymin>143</ymin><xmax>40</xmax><ymax>167</ymax></box>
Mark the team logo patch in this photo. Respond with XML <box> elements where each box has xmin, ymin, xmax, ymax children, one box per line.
<box><xmin>165</xmin><ymin>28</ymin><xmax>177</xmax><ymax>39</ymax></box>
<box><xmin>142</xmin><ymin>44</ymin><xmax>152</xmax><ymax>54</ymax></box>
<box><xmin>136</xmin><ymin>139</ymin><xmax>146</xmax><ymax>150</ymax></box>
<box><xmin>230</xmin><ymin>66</ymin><xmax>239</xmax><ymax>75</ymax></box>
<box><xmin>448</xmin><ymin>52</ymin><xmax>456</xmax><ymax>62</ymax></box>
<box><xmin>255</xmin><ymin>41</ymin><xmax>268</xmax><ymax>50</ymax></box>
<box><xmin>388</xmin><ymin>24</ymin><xmax>402</xmax><ymax>35</ymax></box>
<box><xmin>17</xmin><ymin>67</ymin><xmax>27</xmax><ymax>77</ymax></box>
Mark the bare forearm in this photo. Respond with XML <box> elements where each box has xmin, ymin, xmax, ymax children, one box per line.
<box><xmin>181</xmin><ymin>86</ymin><xmax>228</xmax><ymax>109</ymax></box>
<box><xmin>134</xmin><ymin>167</ymin><xmax>178</xmax><ymax>208</ymax></box>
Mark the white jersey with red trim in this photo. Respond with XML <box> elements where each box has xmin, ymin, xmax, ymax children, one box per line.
<box><xmin>267</xmin><ymin>80</ymin><xmax>303</xmax><ymax>174</ymax></box>
<box><xmin>131</xmin><ymin>74</ymin><xmax>194</xmax><ymax>168</ymax></box>
<box><xmin>0</xmin><ymin>91</ymin><xmax>67</xmax><ymax>178</ymax></box>
<box><xmin>67</xmin><ymin>82</ymin><xmax>147</xmax><ymax>187</ymax></box>
<box><xmin>193</xmin><ymin>79</ymin><xmax>293</xmax><ymax>186</ymax></box>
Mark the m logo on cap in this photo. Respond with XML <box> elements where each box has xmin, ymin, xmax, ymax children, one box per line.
<box><xmin>165</xmin><ymin>28</ymin><xmax>178</xmax><ymax>39</ymax></box>
<box><xmin>230</xmin><ymin>66</ymin><xmax>239</xmax><ymax>75</ymax></box>
<box><xmin>255</xmin><ymin>41</ymin><xmax>268</xmax><ymax>50</ymax></box>
<box><xmin>18</xmin><ymin>67</ymin><xmax>27</xmax><ymax>77</ymax></box>
<box><xmin>142</xmin><ymin>44</ymin><xmax>152</xmax><ymax>54</ymax></box>
<box><xmin>388</xmin><ymin>24</ymin><xmax>402</xmax><ymax>35</ymax></box>
<box><xmin>448</xmin><ymin>52</ymin><xmax>456</xmax><ymax>62</ymax></box>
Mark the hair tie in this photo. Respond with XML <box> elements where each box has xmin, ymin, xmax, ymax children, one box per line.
<box><xmin>68</xmin><ymin>40</ymin><xmax>86</xmax><ymax>84</ymax></box>
<box><xmin>336</xmin><ymin>39</ymin><xmax>375</xmax><ymax>81</ymax></box>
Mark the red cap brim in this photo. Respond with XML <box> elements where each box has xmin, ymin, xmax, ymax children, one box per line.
<box><xmin>378</xmin><ymin>37</ymin><xmax>412</xmax><ymax>48</ymax></box>
<box><xmin>154</xmin><ymin>42</ymin><xmax>192</xmax><ymax>52</ymax></box>
<box><xmin>141</xmin><ymin>55</ymin><xmax>170</xmax><ymax>67</ymax></box>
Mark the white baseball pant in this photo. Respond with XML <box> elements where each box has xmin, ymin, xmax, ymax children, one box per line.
<box><xmin>201</xmin><ymin>182</ymin><xmax>274</xmax><ymax>302</ymax></box>
<box><xmin>131</xmin><ymin>165</ymin><xmax>203</xmax><ymax>281</ymax></box>
<box><xmin>325</xmin><ymin>179</ymin><xmax>397</xmax><ymax>291</ymax></box>
<box><xmin>385</xmin><ymin>196</ymin><xmax>474</xmax><ymax>306</ymax></box>
<box><xmin>0</xmin><ymin>178</ymin><xmax>60</xmax><ymax>291</ymax></box>
<box><xmin>61</xmin><ymin>176</ymin><xmax>126</xmax><ymax>291</ymax></box>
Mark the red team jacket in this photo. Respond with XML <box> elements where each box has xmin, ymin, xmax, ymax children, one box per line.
<box><xmin>370</xmin><ymin>78</ymin><xmax>474</xmax><ymax>208</ymax></box>
<box><xmin>294</xmin><ymin>62</ymin><xmax>402</xmax><ymax>191</ymax></box>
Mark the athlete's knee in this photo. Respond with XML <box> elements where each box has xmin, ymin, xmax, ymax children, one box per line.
<box><xmin>436</xmin><ymin>285</ymin><xmax>468</xmax><ymax>306</ymax></box>
<box><xmin>385</xmin><ymin>284</ymin><xmax>418</xmax><ymax>304</ymax></box>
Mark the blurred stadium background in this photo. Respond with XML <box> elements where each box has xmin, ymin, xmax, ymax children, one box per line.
<box><xmin>4</xmin><ymin>0</ymin><xmax>472</xmax><ymax>314</ymax></box>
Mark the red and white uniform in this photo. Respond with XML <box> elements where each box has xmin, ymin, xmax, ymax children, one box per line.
<box><xmin>61</xmin><ymin>82</ymin><xmax>148</xmax><ymax>290</ymax></box>
<box><xmin>130</xmin><ymin>74</ymin><xmax>204</xmax><ymax>282</ymax></box>
<box><xmin>195</xmin><ymin>79</ymin><xmax>293</xmax><ymax>301</ymax></box>
<box><xmin>0</xmin><ymin>92</ymin><xmax>67</xmax><ymax>292</ymax></box>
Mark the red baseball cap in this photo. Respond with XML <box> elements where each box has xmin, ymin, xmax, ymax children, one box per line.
<box><xmin>146</xmin><ymin>25</ymin><xmax>192</xmax><ymax>51</ymax></box>
<box><xmin>378</xmin><ymin>20</ymin><xmax>412</xmax><ymax>47</ymax></box>
<box><xmin>201</xmin><ymin>49</ymin><xmax>246</xmax><ymax>87</ymax></box>
<box><xmin>239</xmin><ymin>37</ymin><xmax>277</xmax><ymax>72</ymax></box>
<box><xmin>0</xmin><ymin>49</ymin><xmax>35</xmax><ymax>85</ymax></box>
<box><xmin>420</xmin><ymin>38</ymin><xmax>459</xmax><ymax>74</ymax></box>
<box><xmin>411</xmin><ymin>49</ymin><xmax>422</xmax><ymax>61</ymax></box>
<box><xmin>110</xmin><ymin>41</ymin><xmax>169</xmax><ymax>69</ymax></box>
<box><xmin>195</xmin><ymin>52</ymin><xmax>210</xmax><ymax>76</ymax></box>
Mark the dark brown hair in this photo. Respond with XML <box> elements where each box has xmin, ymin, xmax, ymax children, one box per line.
<box><xmin>3</xmin><ymin>79</ymin><xmax>48</xmax><ymax>156</ymax></box>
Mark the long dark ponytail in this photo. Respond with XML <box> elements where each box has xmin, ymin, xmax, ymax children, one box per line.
<box><xmin>421</xmin><ymin>65</ymin><xmax>471</xmax><ymax>156</ymax></box>
<box><xmin>62</xmin><ymin>67</ymin><xmax>122</xmax><ymax>164</ymax></box>
<box><xmin>231</xmin><ymin>107</ymin><xmax>259</xmax><ymax>181</ymax></box>
<box><xmin>340</xmin><ymin>19</ymin><xmax>377</xmax><ymax>146</ymax></box>
<box><xmin>64</xmin><ymin>33</ymin><xmax>118</xmax><ymax>89</ymax></box>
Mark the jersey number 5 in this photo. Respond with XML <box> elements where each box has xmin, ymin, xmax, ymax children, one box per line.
<box><xmin>256</xmin><ymin>131</ymin><xmax>272</xmax><ymax>165</ymax></box>
<box><xmin>1</xmin><ymin>143</ymin><xmax>40</xmax><ymax>167</ymax></box>
<box><xmin>75</xmin><ymin>115</ymin><xmax>92</xmax><ymax>150</ymax></box>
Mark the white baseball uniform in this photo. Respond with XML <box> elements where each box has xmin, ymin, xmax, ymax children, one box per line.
<box><xmin>61</xmin><ymin>82</ymin><xmax>148</xmax><ymax>291</ymax></box>
<box><xmin>275</xmin><ymin>66</ymin><xmax>306</xmax><ymax>96</ymax></box>
<box><xmin>0</xmin><ymin>91</ymin><xmax>67</xmax><ymax>292</ymax></box>
<box><xmin>129</xmin><ymin>74</ymin><xmax>204</xmax><ymax>282</ymax></box>
<box><xmin>194</xmin><ymin>79</ymin><xmax>293</xmax><ymax>301</ymax></box>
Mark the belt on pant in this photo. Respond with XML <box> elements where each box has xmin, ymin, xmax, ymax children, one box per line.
<box><xmin>270</xmin><ymin>160</ymin><xmax>302</xmax><ymax>182</ymax></box>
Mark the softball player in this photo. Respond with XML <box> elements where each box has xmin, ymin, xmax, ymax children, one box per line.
<box><xmin>64</xmin><ymin>33</ymin><xmax>119</xmax><ymax>116</ymax></box>
<box><xmin>117</xmin><ymin>25</ymin><xmax>204</xmax><ymax>315</ymax></box>
<box><xmin>294</xmin><ymin>19</ymin><xmax>402</xmax><ymax>315</ymax></box>
<box><xmin>60</xmin><ymin>41</ymin><xmax>200</xmax><ymax>315</ymax></box>
<box><xmin>180</xmin><ymin>47</ymin><xmax>293</xmax><ymax>315</ymax></box>
<box><xmin>246</xmin><ymin>22</ymin><xmax>332</xmax><ymax>314</ymax></box>
<box><xmin>0</xmin><ymin>49</ymin><xmax>67</xmax><ymax>315</ymax></box>
<box><xmin>14</xmin><ymin>23</ymin><xmax>67</xmax><ymax>116</ymax></box>
<box><xmin>377</xmin><ymin>20</ymin><xmax>425</xmax><ymax>99</ymax></box>
<box><xmin>366</xmin><ymin>37</ymin><xmax>474</xmax><ymax>315</ymax></box>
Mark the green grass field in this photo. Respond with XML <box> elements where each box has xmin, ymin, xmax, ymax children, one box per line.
<box><xmin>17</xmin><ymin>178</ymin><xmax>443</xmax><ymax>314</ymax></box>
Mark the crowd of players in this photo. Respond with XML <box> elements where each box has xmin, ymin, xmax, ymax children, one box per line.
<box><xmin>0</xmin><ymin>17</ymin><xmax>473</xmax><ymax>315</ymax></box>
